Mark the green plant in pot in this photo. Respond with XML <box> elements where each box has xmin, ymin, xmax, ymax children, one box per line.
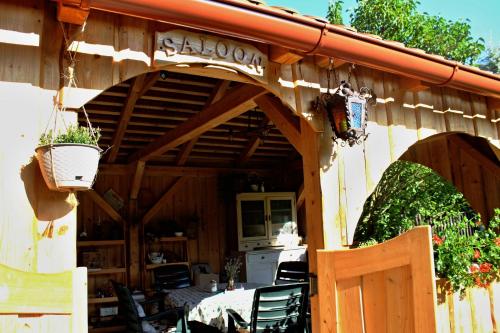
<box><xmin>36</xmin><ymin>124</ymin><xmax>102</xmax><ymax>192</ymax></box>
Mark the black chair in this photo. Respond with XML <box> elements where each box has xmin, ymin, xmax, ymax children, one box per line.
<box><xmin>227</xmin><ymin>282</ymin><xmax>309</xmax><ymax>333</ymax></box>
<box><xmin>153</xmin><ymin>264</ymin><xmax>191</xmax><ymax>291</ymax></box>
<box><xmin>111</xmin><ymin>280</ymin><xmax>189</xmax><ymax>333</ymax></box>
<box><xmin>274</xmin><ymin>261</ymin><xmax>309</xmax><ymax>285</ymax></box>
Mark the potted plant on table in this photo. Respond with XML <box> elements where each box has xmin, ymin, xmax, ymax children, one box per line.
<box><xmin>36</xmin><ymin>124</ymin><xmax>102</xmax><ymax>192</ymax></box>
<box><xmin>224</xmin><ymin>256</ymin><xmax>242</xmax><ymax>291</ymax></box>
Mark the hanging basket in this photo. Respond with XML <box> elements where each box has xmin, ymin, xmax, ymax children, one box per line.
<box><xmin>35</xmin><ymin>143</ymin><xmax>102</xmax><ymax>192</ymax></box>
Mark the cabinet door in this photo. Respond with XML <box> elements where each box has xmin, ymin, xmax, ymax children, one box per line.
<box><xmin>268</xmin><ymin>197</ymin><xmax>296</xmax><ymax>237</ymax></box>
<box><xmin>239</xmin><ymin>199</ymin><xmax>267</xmax><ymax>240</ymax></box>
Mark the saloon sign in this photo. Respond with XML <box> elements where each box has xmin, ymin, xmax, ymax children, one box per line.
<box><xmin>154</xmin><ymin>30</ymin><xmax>267</xmax><ymax>81</ymax></box>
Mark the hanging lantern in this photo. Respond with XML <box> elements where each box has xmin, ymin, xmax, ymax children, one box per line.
<box><xmin>320</xmin><ymin>81</ymin><xmax>376</xmax><ymax>146</ymax></box>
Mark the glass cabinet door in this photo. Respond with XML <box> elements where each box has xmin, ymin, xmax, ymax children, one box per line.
<box><xmin>240</xmin><ymin>200</ymin><xmax>267</xmax><ymax>239</ymax></box>
<box><xmin>268</xmin><ymin>198</ymin><xmax>295</xmax><ymax>237</ymax></box>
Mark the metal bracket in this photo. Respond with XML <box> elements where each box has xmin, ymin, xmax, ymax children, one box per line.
<box><xmin>309</xmin><ymin>273</ymin><xmax>318</xmax><ymax>296</ymax></box>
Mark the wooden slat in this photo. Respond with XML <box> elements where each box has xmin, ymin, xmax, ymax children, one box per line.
<box><xmin>85</xmin><ymin>190</ymin><xmax>125</xmax><ymax>224</ymax></box>
<box><xmin>255</xmin><ymin>94</ymin><xmax>302</xmax><ymax>154</ymax></box>
<box><xmin>107</xmin><ymin>74</ymin><xmax>147</xmax><ymax>163</ymax></box>
<box><xmin>362</xmin><ymin>271</ymin><xmax>388</xmax><ymax>332</ymax></box>
<box><xmin>269</xmin><ymin>46</ymin><xmax>303</xmax><ymax>64</ymax></box>
<box><xmin>336</xmin><ymin>277</ymin><xmax>364</xmax><ymax>333</ymax></box>
<box><xmin>237</xmin><ymin>117</ymin><xmax>271</xmax><ymax>165</ymax></box>
<box><xmin>141</xmin><ymin>177</ymin><xmax>188</xmax><ymax>225</ymax></box>
<box><xmin>129</xmin><ymin>84</ymin><xmax>265</xmax><ymax>162</ymax></box>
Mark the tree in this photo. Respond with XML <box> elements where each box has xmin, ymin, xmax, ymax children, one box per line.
<box><xmin>328</xmin><ymin>0</ymin><xmax>484</xmax><ymax>65</ymax></box>
<box><xmin>479</xmin><ymin>46</ymin><xmax>500</xmax><ymax>73</ymax></box>
<box><xmin>327</xmin><ymin>0</ymin><xmax>344</xmax><ymax>25</ymax></box>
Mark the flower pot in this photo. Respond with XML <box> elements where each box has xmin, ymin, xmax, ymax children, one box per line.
<box><xmin>35</xmin><ymin>143</ymin><xmax>102</xmax><ymax>192</ymax></box>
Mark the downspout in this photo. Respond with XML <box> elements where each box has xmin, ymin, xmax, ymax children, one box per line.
<box><xmin>65</xmin><ymin>0</ymin><xmax>500</xmax><ymax>98</ymax></box>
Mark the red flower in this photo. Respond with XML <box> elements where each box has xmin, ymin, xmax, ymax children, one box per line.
<box><xmin>475</xmin><ymin>277</ymin><xmax>490</xmax><ymax>288</ymax></box>
<box><xmin>469</xmin><ymin>263</ymin><xmax>480</xmax><ymax>273</ymax></box>
<box><xmin>473</xmin><ymin>249</ymin><xmax>481</xmax><ymax>259</ymax></box>
<box><xmin>432</xmin><ymin>234</ymin><xmax>443</xmax><ymax>246</ymax></box>
<box><xmin>495</xmin><ymin>238</ymin><xmax>500</xmax><ymax>246</ymax></box>
<box><xmin>480</xmin><ymin>262</ymin><xmax>492</xmax><ymax>273</ymax></box>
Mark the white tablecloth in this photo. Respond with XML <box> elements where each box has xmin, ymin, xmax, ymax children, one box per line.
<box><xmin>163</xmin><ymin>283</ymin><xmax>263</xmax><ymax>332</ymax></box>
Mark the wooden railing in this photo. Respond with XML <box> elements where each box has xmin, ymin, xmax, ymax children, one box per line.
<box><xmin>0</xmin><ymin>264</ymin><xmax>87</xmax><ymax>332</ymax></box>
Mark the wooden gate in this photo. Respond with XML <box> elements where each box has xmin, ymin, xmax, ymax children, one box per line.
<box><xmin>317</xmin><ymin>226</ymin><xmax>437</xmax><ymax>333</ymax></box>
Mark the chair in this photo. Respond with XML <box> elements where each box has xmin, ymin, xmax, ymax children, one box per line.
<box><xmin>153</xmin><ymin>264</ymin><xmax>191</xmax><ymax>291</ymax></box>
<box><xmin>227</xmin><ymin>282</ymin><xmax>309</xmax><ymax>333</ymax></box>
<box><xmin>111</xmin><ymin>280</ymin><xmax>189</xmax><ymax>333</ymax></box>
<box><xmin>274</xmin><ymin>261</ymin><xmax>309</xmax><ymax>285</ymax></box>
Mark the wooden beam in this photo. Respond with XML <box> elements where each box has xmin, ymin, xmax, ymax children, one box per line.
<box><xmin>487</xmin><ymin>97</ymin><xmax>500</xmax><ymax>111</ymax></box>
<box><xmin>270</xmin><ymin>46</ymin><xmax>304</xmax><ymax>64</ymax></box>
<box><xmin>314</xmin><ymin>55</ymin><xmax>348</xmax><ymax>68</ymax></box>
<box><xmin>254</xmin><ymin>95</ymin><xmax>302</xmax><ymax>154</ymax></box>
<box><xmin>129</xmin><ymin>84</ymin><xmax>266</xmax><ymax>162</ymax></box>
<box><xmin>399</xmin><ymin>77</ymin><xmax>430</xmax><ymax>92</ymax></box>
<box><xmin>107</xmin><ymin>74</ymin><xmax>147</xmax><ymax>163</ymax></box>
<box><xmin>57</xmin><ymin>0</ymin><xmax>90</xmax><ymax>25</ymax></box>
<box><xmin>99</xmin><ymin>164</ymin><xmax>274</xmax><ymax>176</ymax></box>
<box><xmin>141</xmin><ymin>177</ymin><xmax>188</xmax><ymax>225</ymax></box>
<box><xmin>86</xmin><ymin>190</ymin><xmax>125</xmax><ymax>224</ymax></box>
<box><xmin>130</xmin><ymin>160</ymin><xmax>146</xmax><ymax>200</ymax></box>
<box><xmin>138</xmin><ymin>72</ymin><xmax>161</xmax><ymax>97</ymax></box>
<box><xmin>296</xmin><ymin>183</ymin><xmax>305</xmax><ymax>210</ymax></box>
<box><xmin>237</xmin><ymin>117</ymin><xmax>272</xmax><ymax>165</ymax></box>
<box><xmin>175</xmin><ymin>80</ymin><xmax>231</xmax><ymax>166</ymax></box>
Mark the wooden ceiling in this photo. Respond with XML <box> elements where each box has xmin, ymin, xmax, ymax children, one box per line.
<box><xmin>79</xmin><ymin>70</ymin><xmax>301</xmax><ymax>169</ymax></box>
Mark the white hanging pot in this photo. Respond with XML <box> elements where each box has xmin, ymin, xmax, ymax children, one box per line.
<box><xmin>35</xmin><ymin>143</ymin><xmax>102</xmax><ymax>192</ymax></box>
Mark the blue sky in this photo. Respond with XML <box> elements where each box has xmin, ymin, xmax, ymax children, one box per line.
<box><xmin>265</xmin><ymin>0</ymin><xmax>499</xmax><ymax>47</ymax></box>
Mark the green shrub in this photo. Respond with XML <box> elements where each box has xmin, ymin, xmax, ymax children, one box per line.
<box><xmin>39</xmin><ymin>124</ymin><xmax>100</xmax><ymax>146</ymax></box>
<box><xmin>354</xmin><ymin>161</ymin><xmax>499</xmax><ymax>293</ymax></box>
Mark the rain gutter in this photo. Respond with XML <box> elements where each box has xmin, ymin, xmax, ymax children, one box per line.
<box><xmin>64</xmin><ymin>0</ymin><xmax>500</xmax><ymax>98</ymax></box>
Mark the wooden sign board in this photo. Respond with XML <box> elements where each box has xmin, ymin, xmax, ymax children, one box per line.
<box><xmin>154</xmin><ymin>29</ymin><xmax>268</xmax><ymax>83</ymax></box>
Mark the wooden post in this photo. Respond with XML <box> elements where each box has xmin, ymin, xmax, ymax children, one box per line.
<box><xmin>300</xmin><ymin>118</ymin><xmax>324</xmax><ymax>333</ymax></box>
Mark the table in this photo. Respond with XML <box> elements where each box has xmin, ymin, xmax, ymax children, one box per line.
<box><xmin>163</xmin><ymin>283</ymin><xmax>264</xmax><ymax>332</ymax></box>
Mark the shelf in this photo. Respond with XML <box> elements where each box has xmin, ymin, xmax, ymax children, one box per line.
<box><xmin>78</xmin><ymin>240</ymin><xmax>125</xmax><ymax>247</ymax></box>
<box><xmin>158</xmin><ymin>236</ymin><xmax>187</xmax><ymax>242</ymax></box>
<box><xmin>88</xmin><ymin>268</ymin><xmax>126</xmax><ymax>275</ymax></box>
<box><xmin>145</xmin><ymin>262</ymin><xmax>190</xmax><ymax>270</ymax></box>
<box><xmin>88</xmin><ymin>296</ymin><xmax>118</xmax><ymax>304</ymax></box>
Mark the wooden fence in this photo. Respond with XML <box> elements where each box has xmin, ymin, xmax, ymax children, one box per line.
<box><xmin>0</xmin><ymin>264</ymin><xmax>87</xmax><ymax>332</ymax></box>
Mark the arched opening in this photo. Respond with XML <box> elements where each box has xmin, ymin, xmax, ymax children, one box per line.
<box><xmin>74</xmin><ymin>67</ymin><xmax>311</xmax><ymax>329</ymax></box>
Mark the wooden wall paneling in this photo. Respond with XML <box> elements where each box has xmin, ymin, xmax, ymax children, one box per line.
<box><xmin>267</xmin><ymin>62</ymin><xmax>296</xmax><ymax>113</ymax></box>
<box><xmin>383</xmin><ymin>73</ymin><xmax>408</xmax><ymax>161</ymax></box>
<box><xmin>206</xmin><ymin>177</ymin><xmax>221</xmax><ymax>271</ymax></box>
<box><xmin>429</xmin><ymin>87</ymin><xmax>448</xmax><ymax>134</ymax></box>
<box><xmin>74</xmin><ymin>11</ymin><xmax>118</xmax><ymax>91</ymax></box>
<box><xmin>0</xmin><ymin>0</ymin><xmax>43</xmax><ymax>85</ymax></box>
<box><xmin>440</xmin><ymin>87</ymin><xmax>468</xmax><ymax>133</ymax></box>
<box><xmin>457</xmin><ymin>90</ymin><xmax>476</xmax><ymax>136</ymax></box>
<box><xmin>40</xmin><ymin>1</ymin><xmax>63</xmax><ymax>90</ymax></box>
<box><xmin>482</xmin><ymin>170</ymin><xmax>500</xmax><ymax>223</ymax></box>
<box><xmin>363</xmin><ymin>69</ymin><xmax>392</xmax><ymax>193</ymax></box>
<box><xmin>458</xmin><ymin>145</ymin><xmax>488</xmax><ymax>222</ymax></box>
<box><xmin>291</xmin><ymin>58</ymin><xmax>324</xmax><ymax>132</ymax></box>
<box><xmin>117</xmin><ymin>15</ymin><xmax>152</xmax><ymax>84</ymax></box>
<box><xmin>414</xmin><ymin>89</ymin><xmax>438</xmax><ymax>140</ymax></box>
<box><xmin>468</xmin><ymin>287</ymin><xmax>494</xmax><ymax>333</ymax></box>
<box><xmin>470</xmin><ymin>94</ymin><xmax>497</xmax><ymax>140</ymax></box>
<box><xmin>446</xmin><ymin>136</ymin><xmax>465</xmax><ymax>194</ymax></box>
<box><xmin>428</xmin><ymin>137</ymin><xmax>453</xmax><ymax>183</ymax></box>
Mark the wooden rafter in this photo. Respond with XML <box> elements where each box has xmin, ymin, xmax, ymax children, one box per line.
<box><xmin>254</xmin><ymin>95</ymin><xmax>302</xmax><ymax>155</ymax></box>
<box><xmin>107</xmin><ymin>73</ymin><xmax>147</xmax><ymax>163</ymax></box>
<box><xmin>128</xmin><ymin>84</ymin><xmax>266</xmax><ymax>163</ymax></box>
<box><xmin>175</xmin><ymin>80</ymin><xmax>231</xmax><ymax>166</ymax></box>
<box><xmin>130</xmin><ymin>160</ymin><xmax>146</xmax><ymax>200</ymax></box>
<box><xmin>86</xmin><ymin>190</ymin><xmax>125</xmax><ymax>224</ymax></box>
<box><xmin>99</xmin><ymin>164</ymin><xmax>274</xmax><ymax>176</ymax></box>
<box><xmin>237</xmin><ymin>117</ymin><xmax>272</xmax><ymax>165</ymax></box>
<box><xmin>141</xmin><ymin>177</ymin><xmax>188</xmax><ymax>225</ymax></box>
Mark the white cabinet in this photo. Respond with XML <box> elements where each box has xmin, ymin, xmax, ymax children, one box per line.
<box><xmin>236</xmin><ymin>192</ymin><xmax>297</xmax><ymax>252</ymax></box>
<box><xmin>246</xmin><ymin>247</ymin><xmax>307</xmax><ymax>284</ymax></box>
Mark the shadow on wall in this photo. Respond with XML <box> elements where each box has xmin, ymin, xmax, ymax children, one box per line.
<box><xmin>20</xmin><ymin>157</ymin><xmax>76</xmax><ymax>221</ymax></box>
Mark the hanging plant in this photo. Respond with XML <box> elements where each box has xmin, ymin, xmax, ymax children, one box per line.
<box><xmin>35</xmin><ymin>23</ymin><xmax>102</xmax><ymax>192</ymax></box>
